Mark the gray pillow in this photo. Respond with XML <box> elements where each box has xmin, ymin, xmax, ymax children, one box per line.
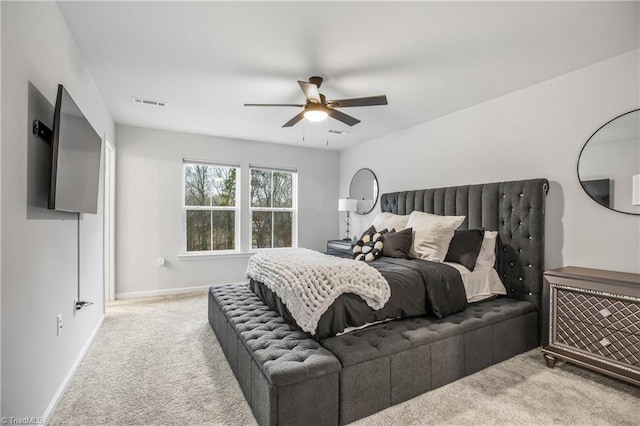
<box><xmin>444</xmin><ymin>229</ymin><xmax>485</xmax><ymax>271</ymax></box>
<box><xmin>382</xmin><ymin>227</ymin><xmax>413</xmax><ymax>258</ymax></box>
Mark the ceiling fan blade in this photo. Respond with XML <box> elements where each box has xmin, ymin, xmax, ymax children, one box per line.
<box><xmin>327</xmin><ymin>109</ymin><xmax>360</xmax><ymax>126</ymax></box>
<box><xmin>244</xmin><ymin>103</ymin><xmax>305</xmax><ymax>107</ymax></box>
<box><xmin>282</xmin><ymin>111</ymin><xmax>306</xmax><ymax>128</ymax></box>
<box><xmin>298</xmin><ymin>81</ymin><xmax>321</xmax><ymax>103</ymax></box>
<box><xmin>326</xmin><ymin>95</ymin><xmax>388</xmax><ymax>108</ymax></box>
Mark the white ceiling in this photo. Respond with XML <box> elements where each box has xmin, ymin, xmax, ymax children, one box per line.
<box><xmin>57</xmin><ymin>1</ymin><xmax>639</xmax><ymax>151</ymax></box>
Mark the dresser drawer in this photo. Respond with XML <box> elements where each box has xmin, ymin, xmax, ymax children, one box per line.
<box><xmin>555</xmin><ymin>316</ymin><xmax>640</xmax><ymax>368</ymax></box>
<box><xmin>556</xmin><ymin>288</ymin><xmax>640</xmax><ymax>335</ymax></box>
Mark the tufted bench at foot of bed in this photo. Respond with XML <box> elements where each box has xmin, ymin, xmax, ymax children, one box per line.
<box><xmin>321</xmin><ymin>298</ymin><xmax>538</xmax><ymax>423</ymax></box>
<box><xmin>208</xmin><ymin>283</ymin><xmax>341</xmax><ymax>426</ymax></box>
<box><xmin>209</xmin><ymin>283</ymin><xmax>538</xmax><ymax>425</ymax></box>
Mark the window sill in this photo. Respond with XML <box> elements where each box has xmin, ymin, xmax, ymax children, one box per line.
<box><xmin>177</xmin><ymin>247</ymin><xmax>299</xmax><ymax>261</ymax></box>
<box><xmin>176</xmin><ymin>251</ymin><xmax>255</xmax><ymax>261</ymax></box>
<box><xmin>248</xmin><ymin>247</ymin><xmax>298</xmax><ymax>254</ymax></box>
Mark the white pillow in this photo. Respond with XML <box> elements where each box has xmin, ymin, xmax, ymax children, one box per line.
<box><xmin>405</xmin><ymin>211</ymin><xmax>465</xmax><ymax>262</ymax></box>
<box><xmin>475</xmin><ymin>231</ymin><xmax>498</xmax><ymax>268</ymax></box>
<box><xmin>371</xmin><ymin>212</ymin><xmax>410</xmax><ymax>232</ymax></box>
<box><xmin>444</xmin><ymin>261</ymin><xmax>507</xmax><ymax>303</ymax></box>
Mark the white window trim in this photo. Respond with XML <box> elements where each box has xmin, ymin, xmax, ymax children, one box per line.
<box><xmin>181</xmin><ymin>161</ymin><xmax>241</xmax><ymax>254</ymax></box>
<box><xmin>176</xmin><ymin>251</ymin><xmax>254</xmax><ymax>260</ymax></box>
<box><xmin>249</xmin><ymin>167</ymin><xmax>298</xmax><ymax>250</ymax></box>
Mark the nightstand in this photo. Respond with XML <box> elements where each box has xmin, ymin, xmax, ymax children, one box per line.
<box><xmin>326</xmin><ymin>239</ymin><xmax>353</xmax><ymax>257</ymax></box>
<box><xmin>542</xmin><ymin>266</ymin><xmax>640</xmax><ymax>386</ymax></box>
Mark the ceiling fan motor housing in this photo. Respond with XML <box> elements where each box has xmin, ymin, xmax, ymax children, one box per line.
<box><xmin>308</xmin><ymin>76</ymin><xmax>323</xmax><ymax>88</ymax></box>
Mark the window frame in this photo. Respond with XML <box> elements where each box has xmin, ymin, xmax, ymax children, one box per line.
<box><xmin>181</xmin><ymin>160</ymin><xmax>241</xmax><ymax>255</ymax></box>
<box><xmin>249</xmin><ymin>166</ymin><xmax>298</xmax><ymax>250</ymax></box>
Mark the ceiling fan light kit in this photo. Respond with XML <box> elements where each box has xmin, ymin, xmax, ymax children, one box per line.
<box><xmin>303</xmin><ymin>104</ymin><xmax>328</xmax><ymax>122</ymax></box>
<box><xmin>244</xmin><ymin>76</ymin><xmax>388</xmax><ymax>128</ymax></box>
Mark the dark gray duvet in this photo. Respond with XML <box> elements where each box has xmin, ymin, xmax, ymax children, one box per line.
<box><xmin>249</xmin><ymin>257</ymin><xmax>467</xmax><ymax>339</ymax></box>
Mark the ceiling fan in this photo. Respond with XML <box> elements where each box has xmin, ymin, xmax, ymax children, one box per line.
<box><xmin>244</xmin><ymin>76</ymin><xmax>388</xmax><ymax>128</ymax></box>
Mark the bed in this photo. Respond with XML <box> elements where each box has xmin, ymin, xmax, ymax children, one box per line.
<box><xmin>208</xmin><ymin>178</ymin><xmax>548</xmax><ymax>425</ymax></box>
<box><xmin>248</xmin><ymin>255</ymin><xmax>470</xmax><ymax>339</ymax></box>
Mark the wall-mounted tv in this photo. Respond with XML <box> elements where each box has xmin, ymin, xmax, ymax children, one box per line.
<box><xmin>49</xmin><ymin>84</ymin><xmax>102</xmax><ymax>214</ymax></box>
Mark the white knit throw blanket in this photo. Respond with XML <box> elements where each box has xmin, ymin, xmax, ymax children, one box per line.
<box><xmin>246</xmin><ymin>248</ymin><xmax>390</xmax><ymax>335</ymax></box>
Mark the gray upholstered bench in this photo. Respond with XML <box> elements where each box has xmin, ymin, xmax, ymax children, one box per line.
<box><xmin>321</xmin><ymin>298</ymin><xmax>537</xmax><ymax>423</ymax></box>
<box><xmin>209</xmin><ymin>284</ymin><xmax>538</xmax><ymax>425</ymax></box>
<box><xmin>208</xmin><ymin>283</ymin><xmax>342</xmax><ymax>426</ymax></box>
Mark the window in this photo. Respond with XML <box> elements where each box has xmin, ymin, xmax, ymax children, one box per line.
<box><xmin>183</xmin><ymin>161</ymin><xmax>239</xmax><ymax>252</ymax></box>
<box><xmin>250</xmin><ymin>167</ymin><xmax>297</xmax><ymax>249</ymax></box>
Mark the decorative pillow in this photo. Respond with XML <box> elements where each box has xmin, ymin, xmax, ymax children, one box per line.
<box><xmin>444</xmin><ymin>229</ymin><xmax>485</xmax><ymax>271</ymax></box>
<box><xmin>359</xmin><ymin>225</ymin><xmax>377</xmax><ymax>240</ymax></box>
<box><xmin>382</xmin><ymin>227</ymin><xmax>413</xmax><ymax>258</ymax></box>
<box><xmin>475</xmin><ymin>231</ymin><xmax>498</xmax><ymax>268</ymax></box>
<box><xmin>371</xmin><ymin>213</ymin><xmax>410</xmax><ymax>232</ymax></box>
<box><xmin>405</xmin><ymin>211</ymin><xmax>465</xmax><ymax>262</ymax></box>
<box><xmin>352</xmin><ymin>228</ymin><xmax>387</xmax><ymax>262</ymax></box>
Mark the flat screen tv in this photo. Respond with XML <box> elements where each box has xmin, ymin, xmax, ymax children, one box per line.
<box><xmin>49</xmin><ymin>84</ymin><xmax>102</xmax><ymax>214</ymax></box>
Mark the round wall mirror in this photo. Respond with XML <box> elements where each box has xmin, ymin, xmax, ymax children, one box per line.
<box><xmin>349</xmin><ymin>168</ymin><xmax>379</xmax><ymax>214</ymax></box>
<box><xmin>577</xmin><ymin>109</ymin><xmax>640</xmax><ymax>215</ymax></box>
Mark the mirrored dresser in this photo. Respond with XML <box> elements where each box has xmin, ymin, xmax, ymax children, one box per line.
<box><xmin>542</xmin><ymin>266</ymin><xmax>640</xmax><ymax>385</ymax></box>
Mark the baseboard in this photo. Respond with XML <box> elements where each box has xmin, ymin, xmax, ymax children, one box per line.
<box><xmin>42</xmin><ymin>315</ymin><xmax>104</xmax><ymax>425</ymax></box>
<box><xmin>115</xmin><ymin>282</ymin><xmax>247</xmax><ymax>300</ymax></box>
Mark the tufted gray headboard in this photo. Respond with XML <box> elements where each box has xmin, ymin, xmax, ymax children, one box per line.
<box><xmin>380</xmin><ymin>178</ymin><xmax>549</xmax><ymax>313</ymax></box>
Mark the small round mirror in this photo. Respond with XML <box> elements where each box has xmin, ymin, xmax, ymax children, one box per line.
<box><xmin>577</xmin><ymin>109</ymin><xmax>640</xmax><ymax>215</ymax></box>
<box><xmin>349</xmin><ymin>168</ymin><xmax>379</xmax><ymax>214</ymax></box>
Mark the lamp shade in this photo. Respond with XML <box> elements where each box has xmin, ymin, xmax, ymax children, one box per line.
<box><xmin>338</xmin><ymin>198</ymin><xmax>358</xmax><ymax>212</ymax></box>
<box><xmin>633</xmin><ymin>174</ymin><xmax>640</xmax><ymax>206</ymax></box>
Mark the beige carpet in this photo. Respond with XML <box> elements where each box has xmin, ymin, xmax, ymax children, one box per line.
<box><xmin>51</xmin><ymin>291</ymin><xmax>639</xmax><ymax>425</ymax></box>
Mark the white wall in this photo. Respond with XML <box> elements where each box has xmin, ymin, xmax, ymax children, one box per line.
<box><xmin>340</xmin><ymin>50</ymin><xmax>640</xmax><ymax>274</ymax></box>
<box><xmin>115</xmin><ymin>125</ymin><xmax>339</xmax><ymax>297</ymax></box>
<box><xmin>1</xmin><ymin>2</ymin><xmax>114</xmax><ymax>420</ymax></box>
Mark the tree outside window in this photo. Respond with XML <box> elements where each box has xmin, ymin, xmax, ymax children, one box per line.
<box><xmin>184</xmin><ymin>162</ymin><xmax>239</xmax><ymax>252</ymax></box>
<box><xmin>250</xmin><ymin>168</ymin><xmax>296</xmax><ymax>249</ymax></box>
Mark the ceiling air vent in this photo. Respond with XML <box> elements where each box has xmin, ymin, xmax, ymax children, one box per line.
<box><xmin>131</xmin><ymin>97</ymin><xmax>167</xmax><ymax>107</ymax></box>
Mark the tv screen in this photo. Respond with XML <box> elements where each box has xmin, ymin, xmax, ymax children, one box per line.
<box><xmin>49</xmin><ymin>85</ymin><xmax>102</xmax><ymax>214</ymax></box>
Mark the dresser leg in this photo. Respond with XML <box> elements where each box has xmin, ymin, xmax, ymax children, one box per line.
<box><xmin>544</xmin><ymin>354</ymin><xmax>557</xmax><ymax>369</ymax></box>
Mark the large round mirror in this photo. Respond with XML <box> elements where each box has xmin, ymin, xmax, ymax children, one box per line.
<box><xmin>349</xmin><ymin>168</ymin><xmax>379</xmax><ymax>214</ymax></box>
<box><xmin>578</xmin><ymin>109</ymin><xmax>639</xmax><ymax>215</ymax></box>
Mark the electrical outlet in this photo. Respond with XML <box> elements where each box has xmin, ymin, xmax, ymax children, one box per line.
<box><xmin>57</xmin><ymin>314</ymin><xmax>63</xmax><ymax>336</ymax></box>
